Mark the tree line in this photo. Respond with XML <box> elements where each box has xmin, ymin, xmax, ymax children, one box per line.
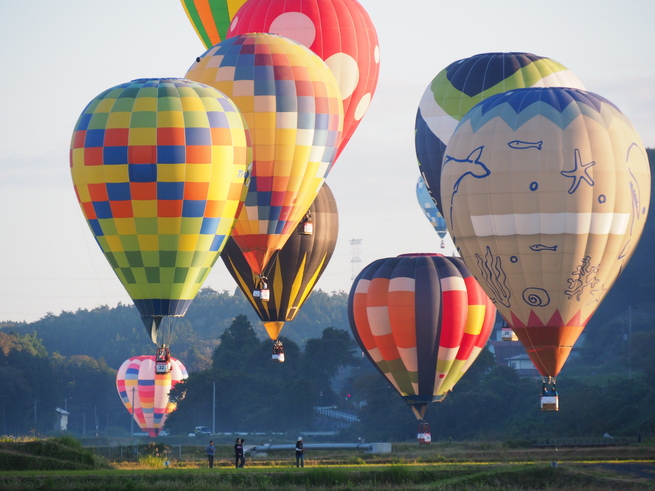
<box><xmin>4</xmin><ymin>307</ymin><xmax>655</xmax><ymax>441</ymax></box>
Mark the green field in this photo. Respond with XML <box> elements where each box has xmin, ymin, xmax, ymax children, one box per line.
<box><xmin>1</xmin><ymin>437</ymin><xmax>654</xmax><ymax>490</ymax></box>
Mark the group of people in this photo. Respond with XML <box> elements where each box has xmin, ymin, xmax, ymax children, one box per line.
<box><xmin>204</xmin><ymin>437</ymin><xmax>305</xmax><ymax>468</ymax></box>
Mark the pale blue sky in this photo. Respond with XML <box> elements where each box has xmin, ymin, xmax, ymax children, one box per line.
<box><xmin>1</xmin><ymin>0</ymin><xmax>653</xmax><ymax>322</ymax></box>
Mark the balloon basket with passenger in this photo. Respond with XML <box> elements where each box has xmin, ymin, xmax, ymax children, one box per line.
<box><xmin>272</xmin><ymin>339</ymin><xmax>285</xmax><ymax>363</ymax></box>
<box><xmin>541</xmin><ymin>377</ymin><xmax>559</xmax><ymax>412</ymax></box>
<box><xmin>500</xmin><ymin>326</ymin><xmax>518</xmax><ymax>342</ymax></box>
<box><xmin>253</xmin><ymin>276</ymin><xmax>270</xmax><ymax>302</ymax></box>
<box><xmin>299</xmin><ymin>212</ymin><xmax>313</xmax><ymax>235</ymax></box>
<box><xmin>155</xmin><ymin>344</ymin><xmax>172</xmax><ymax>374</ymax></box>
<box><xmin>417</xmin><ymin>422</ymin><xmax>431</xmax><ymax>445</ymax></box>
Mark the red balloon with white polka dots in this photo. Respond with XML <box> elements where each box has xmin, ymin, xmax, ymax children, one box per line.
<box><xmin>228</xmin><ymin>0</ymin><xmax>380</xmax><ymax>165</ymax></box>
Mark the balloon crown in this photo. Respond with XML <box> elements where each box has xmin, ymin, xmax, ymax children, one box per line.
<box><xmin>130</xmin><ymin>77</ymin><xmax>191</xmax><ymax>83</ymax></box>
<box><xmin>397</xmin><ymin>253</ymin><xmax>443</xmax><ymax>258</ymax></box>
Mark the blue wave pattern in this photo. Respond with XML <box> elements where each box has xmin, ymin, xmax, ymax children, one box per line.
<box><xmin>461</xmin><ymin>88</ymin><xmax>626</xmax><ymax>133</ymax></box>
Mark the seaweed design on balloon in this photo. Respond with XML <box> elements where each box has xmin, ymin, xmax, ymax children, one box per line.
<box><xmin>475</xmin><ymin>246</ymin><xmax>511</xmax><ymax>308</ymax></box>
<box><xmin>565</xmin><ymin>255</ymin><xmax>600</xmax><ymax>301</ymax></box>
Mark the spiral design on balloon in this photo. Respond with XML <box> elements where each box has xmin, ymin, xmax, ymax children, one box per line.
<box><xmin>522</xmin><ymin>288</ymin><xmax>550</xmax><ymax>307</ymax></box>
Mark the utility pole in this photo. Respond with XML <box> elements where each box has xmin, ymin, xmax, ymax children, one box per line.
<box><xmin>212</xmin><ymin>382</ymin><xmax>216</xmax><ymax>435</ymax></box>
<box><xmin>350</xmin><ymin>239</ymin><xmax>363</xmax><ymax>280</ymax></box>
<box><xmin>628</xmin><ymin>305</ymin><xmax>633</xmax><ymax>380</ymax></box>
<box><xmin>130</xmin><ymin>387</ymin><xmax>135</xmax><ymax>436</ymax></box>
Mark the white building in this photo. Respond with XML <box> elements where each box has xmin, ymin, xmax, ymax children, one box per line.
<box><xmin>54</xmin><ymin>407</ymin><xmax>70</xmax><ymax>432</ymax></box>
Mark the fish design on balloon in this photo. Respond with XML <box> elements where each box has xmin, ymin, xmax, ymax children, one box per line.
<box><xmin>508</xmin><ymin>140</ymin><xmax>543</xmax><ymax>150</ymax></box>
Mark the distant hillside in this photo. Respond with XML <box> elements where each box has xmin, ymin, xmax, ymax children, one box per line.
<box><xmin>0</xmin><ymin>288</ymin><xmax>349</xmax><ymax>371</ymax></box>
<box><xmin>578</xmin><ymin>148</ymin><xmax>655</xmax><ymax>367</ymax></box>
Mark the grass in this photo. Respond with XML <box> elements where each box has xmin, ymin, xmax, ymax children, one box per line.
<box><xmin>1</xmin><ymin>438</ymin><xmax>654</xmax><ymax>490</ymax></box>
<box><xmin>1</xmin><ymin>463</ymin><xmax>653</xmax><ymax>490</ymax></box>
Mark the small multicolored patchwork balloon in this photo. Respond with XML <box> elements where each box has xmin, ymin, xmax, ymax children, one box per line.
<box><xmin>228</xmin><ymin>0</ymin><xmax>379</xmax><ymax>162</ymax></box>
<box><xmin>186</xmin><ymin>33</ymin><xmax>343</xmax><ymax>275</ymax></box>
<box><xmin>116</xmin><ymin>355</ymin><xmax>188</xmax><ymax>437</ymax></box>
<box><xmin>441</xmin><ymin>87</ymin><xmax>650</xmax><ymax>381</ymax></box>
<box><xmin>348</xmin><ymin>254</ymin><xmax>496</xmax><ymax>421</ymax></box>
<box><xmin>70</xmin><ymin>78</ymin><xmax>251</xmax><ymax>341</ymax></box>
<box><xmin>416</xmin><ymin>52</ymin><xmax>585</xmax><ymax>214</ymax></box>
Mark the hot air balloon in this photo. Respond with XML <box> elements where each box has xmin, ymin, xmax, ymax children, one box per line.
<box><xmin>348</xmin><ymin>253</ymin><xmax>496</xmax><ymax>443</ymax></box>
<box><xmin>180</xmin><ymin>0</ymin><xmax>248</xmax><ymax>48</ymax></box>
<box><xmin>221</xmin><ymin>182</ymin><xmax>338</xmax><ymax>361</ymax></box>
<box><xmin>70</xmin><ymin>78</ymin><xmax>251</xmax><ymax>354</ymax></box>
<box><xmin>228</xmin><ymin>0</ymin><xmax>379</xmax><ymax>163</ymax></box>
<box><xmin>440</xmin><ymin>87</ymin><xmax>650</xmax><ymax>410</ymax></box>
<box><xmin>416</xmin><ymin>175</ymin><xmax>448</xmax><ymax>248</ymax></box>
<box><xmin>116</xmin><ymin>355</ymin><xmax>188</xmax><ymax>437</ymax></box>
<box><xmin>186</xmin><ymin>33</ymin><xmax>343</xmax><ymax>280</ymax></box>
<box><xmin>416</xmin><ymin>52</ymin><xmax>585</xmax><ymax>215</ymax></box>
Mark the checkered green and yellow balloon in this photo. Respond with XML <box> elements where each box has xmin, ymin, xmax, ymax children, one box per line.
<box><xmin>70</xmin><ymin>78</ymin><xmax>251</xmax><ymax>337</ymax></box>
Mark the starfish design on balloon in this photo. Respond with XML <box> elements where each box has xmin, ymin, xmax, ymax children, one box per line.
<box><xmin>561</xmin><ymin>148</ymin><xmax>596</xmax><ymax>194</ymax></box>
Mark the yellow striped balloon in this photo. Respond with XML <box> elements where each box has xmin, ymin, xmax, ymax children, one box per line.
<box><xmin>180</xmin><ymin>0</ymin><xmax>247</xmax><ymax>48</ymax></box>
<box><xmin>221</xmin><ymin>183</ymin><xmax>338</xmax><ymax>341</ymax></box>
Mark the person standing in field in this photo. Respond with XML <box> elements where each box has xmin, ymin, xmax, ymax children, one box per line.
<box><xmin>205</xmin><ymin>440</ymin><xmax>215</xmax><ymax>468</ymax></box>
<box><xmin>295</xmin><ymin>437</ymin><xmax>304</xmax><ymax>467</ymax></box>
<box><xmin>234</xmin><ymin>438</ymin><xmax>245</xmax><ymax>468</ymax></box>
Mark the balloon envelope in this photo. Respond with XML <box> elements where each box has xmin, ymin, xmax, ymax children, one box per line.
<box><xmin>70</xmin><ymin>78</ymin><xmax>251</xmax><ymax>341</ymax></box>
<box><xmin>228</xmin><ymin>0</ymin><xmax>379</xmax><ymax>162</ymax></box>
<box><xmin>441</xmin><ymin>87</ymin><xmax>650</xmax><ymax>378</ymax></box>
<box><xmin>186</xmin><ymin>33</ymin><xmax>343</xmax><ymax>275</ymax></box>
<box><xmin>221</xmin><ymin>182</ymin><xmax>338</xmax><ymax>340</ymax></box>
<box><xmin>116</xmin><ymin>355</ymin><xmax>188</xmax><ymax>437</ymax></box>
<box><xmin>180</xmin><ymin>0</ymin><xmax>248</xmax><ymax>48</ymax></box>
<box><xmin>416</xmin><ymin>52</ymin><xmax>585</xmax><ymax>215</ymax></box>
<box><xmin>348</xmin><ymin>254</ymin><xmax>496</xmax><ymax>420</ymax></box>
<box><xmin>416</xmin><ymin>175</ymin><xmax>448</xmax><ymax>239</ymax></box>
